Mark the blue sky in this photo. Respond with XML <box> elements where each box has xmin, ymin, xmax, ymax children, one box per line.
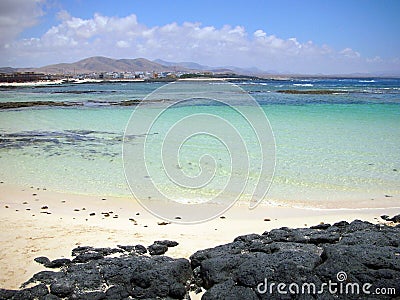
<box><xmin>1</xmin><ymin>0</ymin><xmax>400</xmax><ymax>74</ymax></box>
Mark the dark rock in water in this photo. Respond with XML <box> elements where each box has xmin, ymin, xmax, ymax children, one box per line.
<box><xmin>148</xmin><ymin>243</ymin><xmax>168</xmax><ymax>255</ymax></box>
<box><xmin>277</xmin><ymin>89</ymin><xmax>348</xmax><ymax>95</ymax></box>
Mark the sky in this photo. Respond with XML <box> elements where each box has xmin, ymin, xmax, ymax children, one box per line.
<box><xmin>0</xmin><ymin>0</ymin><xmax>399</xmax><ymax>74</ymax></box>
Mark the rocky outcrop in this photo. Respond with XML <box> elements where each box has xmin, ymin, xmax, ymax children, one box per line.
<box><xmin>0</xmin><ymin>220</ymin><xmax>399</xmax><ymax>299</ymax></box>
<box><xmin>191</xmin><ymin>220</ymin><xmax>400</xmax><ymax>299</ymax></box>
<box><xmin>0</xmin><ymin>243</ymin><xmax>191</xmax><ymax>300</ymax></box>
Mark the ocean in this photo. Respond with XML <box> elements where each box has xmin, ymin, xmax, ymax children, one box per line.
<box><xmin>0</xmin><ymin>78</ymin><xmax>399</xmax><ymax>209</ymax></box>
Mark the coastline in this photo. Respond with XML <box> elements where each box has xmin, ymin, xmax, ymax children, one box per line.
<box><xmin>1</xmin><ymin>182</ymin><xmax>398</xmax><ymax>290</ymax></box>
<box><xmin>0</xmin><ymin>77</ymin><xmax>238</xmax><ymax>88</ymax></box>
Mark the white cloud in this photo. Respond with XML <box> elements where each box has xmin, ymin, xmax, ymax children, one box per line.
<box><xmin>340</xmin><ymin>48</ymin><xmax>361</xmax><ymax>58</ymax></box>
<box><xmin>0</xmin><ymin>0</ymin><xmax>45</xmax><ymax>46</ymax></box>
<box><xmin>116</xmin><ymin>40</ymin><xmax>129</xmax><ymax>48</ymax></box>
<box><xmin>367</xmin><ymin>56</ymin><xmax>383</xmax><ymax>63</ymax></box>
<box><xmin>0</xmin><ymin>10</ymin><xmax>399</xmax><ymax>74</ymax></box>
<box><xmin>253</xmin><ymin>30</ymin><xmax>267</xmax><ymax>38</ymax></box>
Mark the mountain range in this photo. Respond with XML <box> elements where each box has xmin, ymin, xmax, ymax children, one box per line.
<box><xmin>1</xmin><ymin>57</ymin><xmax>398</xmax><ymax>77</ymax></box>
<box><xmin>0</xmin><ymin>56</ymin><xmax>265</xmax><ymax>75</ymax></box>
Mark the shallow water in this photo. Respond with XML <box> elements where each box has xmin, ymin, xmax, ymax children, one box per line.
<box><xmin>0</xmin><ymin>78</ymin><xmax>399</xmax><ymax>208</ymax></box>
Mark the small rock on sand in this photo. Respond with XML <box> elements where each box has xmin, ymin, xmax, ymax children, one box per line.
<box><xmin>157</xmin><ymin>221</ymin><xmax>169</xmax><ymax>225</ymax></box>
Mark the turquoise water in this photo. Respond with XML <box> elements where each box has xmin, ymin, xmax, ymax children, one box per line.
<box><xmin>0</xmin><ymin>78</ymin><xmax>399</xmax><ymax>208</ymax></box>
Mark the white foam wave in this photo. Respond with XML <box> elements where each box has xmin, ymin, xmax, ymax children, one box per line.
<box><xmin>293</xmin><ymin>83</ymin><xmax>314</xmax><ymax>87</ymax></box>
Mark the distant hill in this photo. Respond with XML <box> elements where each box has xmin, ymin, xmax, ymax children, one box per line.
<box><xmin>0</xmin><ymin>67</ymin><xmax>19</xmax><ymax>74</ymax></box>
<box><xmin>22</xmin><ymin>57</ymin><xmax>190</xmax><ymax>74</ymax></box>
<box><xmin>153</xmin><ymin>59</ymin><xmax>211</xmax><ymax>71</ymax></box>
<box><xmin>2</xmin><ymin>56</ymin><xmax>265</xmax><ymax>76</ymax></box>
<box><xmin>153</xmin><ymin>59</ymin><xmax>267</xmax><ymax>75</ymax></box>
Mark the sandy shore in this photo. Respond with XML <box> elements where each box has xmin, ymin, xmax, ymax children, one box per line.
<box><xmin>0</xmin><ymin>182</ymin><xmax>399</xmax><ymax>290</ymax></box>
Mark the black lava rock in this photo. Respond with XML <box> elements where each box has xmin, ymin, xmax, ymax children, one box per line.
<box><xmin>2</xmin><ymin>219</ymin><xmax>399</xmax><ymax>299</ymax></box>
<box><xmin>49</xmin><ymin>279</ymin><xmax>74</xmax><ymax>297</ymax></box>
<box><xmin>191</xmin><ymin>220</ymin><xmax>400</xmax><ymax>299</ymax></box>
<box><xmin>387</xmin><ymin>214</ymin><xmax>400</xmax><ymax>223</ymax></box>
<box><xmin>117</xmin><ymin>244</ymin><xmax>147</xmax><ymax>255</ymax></box>
<box><xmin>148</xmin><ymin>243</ymin><xmax>169</xmax><ymax>255</ymax></box>
<box><xmin>46</xmin><ymin>258</ymin><xmax>71</xmax><ymax>268</ymax></box>
<box><xmin>34</xmin><ymin>256</ymin><xmax>50</xmax><ymax>266</ymax></box>
<box><xmin>154</xmin><ymin>240</ymin><xmax>179</xmax><ymax>247</ymax></box>
<box><xmin>0</xmin><ymin>245</ymin><xmax>192</xmax><ymax>299</ymax></box>
<box><xmin>72</xmin><ymin>251</ymin><xmax>104</xmax><ymax>263</ymax></box>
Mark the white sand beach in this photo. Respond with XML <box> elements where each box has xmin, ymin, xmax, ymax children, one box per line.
<box><xmin>1</xmin><ymin>182</ymin><xmax>398</xmax><ymax>290</ymax></box>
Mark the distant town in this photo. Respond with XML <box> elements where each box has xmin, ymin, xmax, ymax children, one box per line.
<box><xmin>0</xmin><ymin>70</ymin><xmax>251</xmax><ymax>84</ymax></box>
<box><xmin>0</xmin><ymin>56</ymin><xmax>261</xmax><ymax>84</ymax></box>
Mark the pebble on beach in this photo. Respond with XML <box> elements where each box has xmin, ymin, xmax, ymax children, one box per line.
<box><xmin>157</xmin><ymin>221</ymin><xmax>169</xmax><ymax>225</ymax></box>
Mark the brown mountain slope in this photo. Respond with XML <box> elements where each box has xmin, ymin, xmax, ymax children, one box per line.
<box><xmin>25</xmin><ymin>56</ymin><xmax>184</xmax><ymax>74</ymax></box>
